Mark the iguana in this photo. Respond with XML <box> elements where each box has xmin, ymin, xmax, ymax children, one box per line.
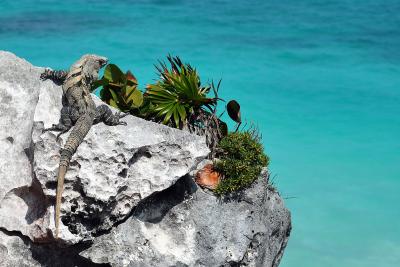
<box><xmin>40</xmin><ymin>54</ymin><xmax>127</xmax><ymax>239</ymax></box>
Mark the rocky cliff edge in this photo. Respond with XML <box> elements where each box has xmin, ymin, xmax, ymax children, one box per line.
<box><xmin>0</xmin><ymin>51</ymin><xmax>291</xmax><ymax>267</ymax></box>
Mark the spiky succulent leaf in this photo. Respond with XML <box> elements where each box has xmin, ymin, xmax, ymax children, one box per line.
<box><xmin>145</xmin><ymin>56</ymin><xmax>219</xmax><ymax>128</ymax></box>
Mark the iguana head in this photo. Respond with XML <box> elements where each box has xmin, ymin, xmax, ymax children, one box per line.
<box><xmin>77</xmin><ymin>54</ymin><xmax>108</xmax><ymax>82</ymax></box>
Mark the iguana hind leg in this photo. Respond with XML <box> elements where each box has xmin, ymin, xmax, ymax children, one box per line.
<box><xmin>43</xmin><ymin>106</ymin><xmax>76</xmax><ymax>140</ymax></box>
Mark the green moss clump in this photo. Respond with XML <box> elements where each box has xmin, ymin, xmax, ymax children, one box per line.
<box><xmin>214</xmin><ymin>131</ymin><xmax>269</xmax><ymax>196</ymax></box>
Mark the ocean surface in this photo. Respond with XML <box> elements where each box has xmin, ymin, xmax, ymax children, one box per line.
<box><xmin>1</xmin><ymin>0</ymin><xmax>399</xmax><ymax>266</ymax></box>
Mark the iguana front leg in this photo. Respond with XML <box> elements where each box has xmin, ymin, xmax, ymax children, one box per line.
<box><xmin>40</xmin><ymin>69</ymin><xmax>68</xmax><ymax>85</ymax></box>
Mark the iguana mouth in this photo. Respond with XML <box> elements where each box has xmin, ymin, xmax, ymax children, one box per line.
<box><xmin>100</xmin><ymin>58</ymin><xmax>108</xmax><ymax>67</ymax></box>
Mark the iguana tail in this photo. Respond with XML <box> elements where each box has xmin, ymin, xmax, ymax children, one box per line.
<box><xmin>55</xmin><ymin>114</ymin><xmax>93</xmax><ymax>239</ymax></box>
<box><xmin>55</xmin><ymin>165</ymin><xmax>67</xmax><ymax>239</ymax></box>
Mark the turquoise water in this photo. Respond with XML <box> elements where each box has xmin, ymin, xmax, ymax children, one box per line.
<box><xmin>1</xmin><ymin>1</ymin><xmax>399</xmax><ymax>266</ymax></box>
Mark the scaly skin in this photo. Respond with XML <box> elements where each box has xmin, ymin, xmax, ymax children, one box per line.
<box><xmin>41</xmin><ymin>54</ymin><xmax>127</xmax><ymax>239</ymax></box>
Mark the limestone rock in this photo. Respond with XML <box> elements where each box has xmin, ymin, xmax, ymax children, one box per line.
<box><xmin>81</xmin><ymin>171</ymin><xmax>291</xmax><ymax>267</ymax></box>
<box><xmin>0</xmin><ymin>51</ymin><xmax>53</xmax><ymax>243</ymax></box>
<box><xmin>0</xmin><ymin>51</ymin><xmax>291</xmax><ymax>267</ymax></box>
<box><xmin>0</xmin><ymin>51</ymin><xmax>209</xmax><ymax>244</ymax></box>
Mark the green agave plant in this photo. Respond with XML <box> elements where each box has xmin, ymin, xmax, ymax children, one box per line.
<box><xmin>92</xmin><ymin>64</ymin><xmax>143</xmax><ymax>113</ymax></box>
<box><xmin>145</xmin><ymin>56</ymin><xmax>218</xmax><ymax>128</ymax></box>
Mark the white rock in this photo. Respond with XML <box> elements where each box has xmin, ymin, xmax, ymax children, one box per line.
<box><xmin>0</xmin><ymin>51</ymin><xmax>209</xmax><ymax>244</ymax></box>
<box><xmin>0</xmin><ymin>51</ymin><xmax>52</xmax><ymax>242</ymax></box>
<box><xmin>81</xmin><ymin>172</ymin><xmax>291</xmax><ymax>267</ymax></box>
<box><xmin>0</xmin><ymin>51</ymin><xmax>291</xmax><ymax>267</ymax></box>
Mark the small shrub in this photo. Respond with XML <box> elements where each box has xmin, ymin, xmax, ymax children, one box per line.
<box><xmin>214</xmin><ymin>130</ymin><xmax>269</xmax><ymax>195</ymax></box>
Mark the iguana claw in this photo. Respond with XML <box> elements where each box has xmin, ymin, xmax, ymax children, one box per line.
<box><xmin>116</xmin><ymin>111</ymin><xmax>128</xmax><ymax>119</ymax></box>
<box><xmin>116</xmin><ymin>112</ymin><xmax>128</xmax><ymax>125</ymax></box>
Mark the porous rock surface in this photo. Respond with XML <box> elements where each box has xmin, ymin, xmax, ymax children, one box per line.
<box><xmin>0</xmin><ymin>51</ymin><xmax>291</xmax><ymax>266</ymax></box>
<box><xmin>81</xmin><ymin>169</ymin><xmax>291</xmax><ymax>267</ymax></box>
